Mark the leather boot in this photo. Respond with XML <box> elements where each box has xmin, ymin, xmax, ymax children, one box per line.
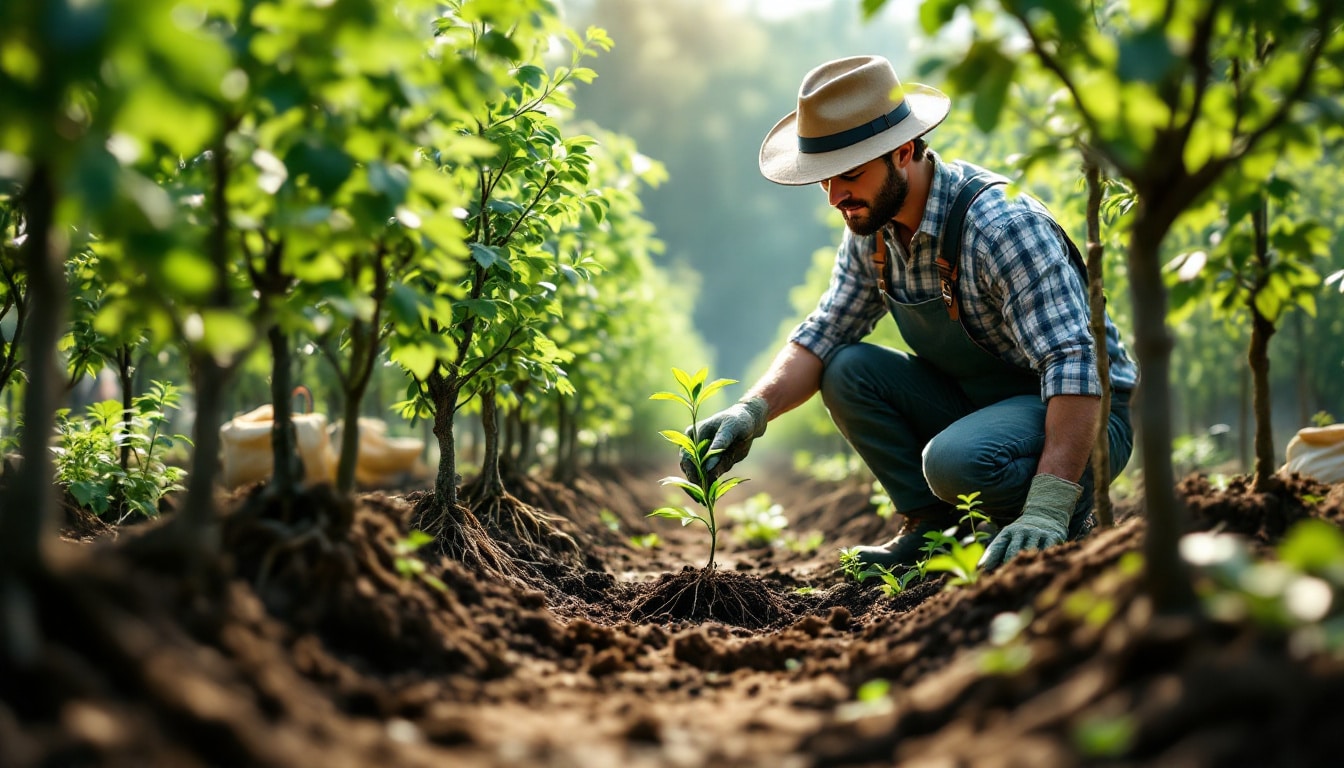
<box><xmin>852</xmin><ymin>505</ymin><xmax>959</xmax><ymax>570</ymax></box>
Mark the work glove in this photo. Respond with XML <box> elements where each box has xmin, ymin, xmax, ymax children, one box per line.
<box><xmin>680</xmin><ymin>396</ymin><xmax>768</xmax><ymax>485</ymax></box>
<box><xmin>978</xmin><ymin>473</ymin><xmax>1082</xmax><ymax>571</ymax></box>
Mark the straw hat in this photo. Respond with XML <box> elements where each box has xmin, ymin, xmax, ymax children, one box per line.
<box><xmin>759</xmin><ymin>56</ymin><xmax>950</xmax><ymax>186</ymax></box>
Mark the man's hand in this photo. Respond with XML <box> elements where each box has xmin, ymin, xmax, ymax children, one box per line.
<box><xmin>680</xmin><ymin>396</ymin><xmax>768</xmax><ymax>484</ymax></box>
<box><xmin>978</xmin><ymin>473</ymin><xmax>1082</xmax><ymax>570</ymax></box>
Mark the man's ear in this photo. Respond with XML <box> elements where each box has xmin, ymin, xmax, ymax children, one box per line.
<box><xmin>893</xmin><ymin>142</ymin><xmax>914</xmax><ymax>167</ymax></box>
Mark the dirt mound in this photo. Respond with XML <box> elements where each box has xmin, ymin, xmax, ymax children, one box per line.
<box><xmin>627</xmin><ymin>567</ymin><xmax>792</xmax><ymax>629</ymax></box>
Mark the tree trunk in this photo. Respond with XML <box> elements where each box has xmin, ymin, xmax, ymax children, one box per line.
<box><xmin>1083</xmin><ymin>157</ymin><xmax>1114</xmax><ymax>527</ymax></box>
<box><xmin>475</xmin><ymin>387</ymin><xmax>504</xmax><ymax>501</ymax></box>
<box><xmin>1239</xmin><ymin>363</ymin><xmax>1251</xmax><ymax>472</ymax></box>
<box><xmin>179</xmin><ymin>127</ymin><xmax>237</xmax><ymax>555</ymax></box>
<box><xmin>268</xmin><ymin>323</ymin><xmax>300</xmax><ymax>497</ymax></box>
<box><xmin>1127</xmin><ymin>212</ymin><xmax>1195</xmax><ymax>614</ymax></box>
<box><xmin>335</xmin><ymin>246</ymin><xmax>387</xmax><ymax>495</ymax></box>
<box><xmin>1293</xmin><ymin>312</ymin><xmax>1310</xmax><ymax>428</ymax></box>
<box><xmin>429</xmin><ymin>373</ymin><xmax>460</xmax><ymax>511</ymax></box>
<box><xmin>551</xmin><ymin>394</ymin><xmax>572</xmax><ymax>484</ymax></box>
<box><xmin>2</xmin><ymin>164</ymin><xmax>60</xmax><ymax>578</ymax></box>
<box><xmin>117</xmin><ymin>345</ymin><xmax>134</xmax><ymax>474</ymax></box>
<box><xmin>1248</xmin><ymin>198</ymin><xmax>1277</xmax><ymax>490</ymax></box>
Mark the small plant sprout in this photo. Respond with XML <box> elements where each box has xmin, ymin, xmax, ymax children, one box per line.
<box><xmin>629</xmin><ymin>533</ymin><xmax>662</xmax><ymax>549</ymax></box>
<box><xmin>393</xmin><ymin>530</ymin><xmax>447</xmax><ymax>592</ymax></box>
<box><xmin>870</xmin><ymin>480</ymin><xmax>895</xmax><ymax>520</ymax></box>
<box><xmin>648</xmin><ymin>367</ymin><xmax>748</xmax><ymax>571</ymax></box>
<box><xmin>727</xmin><ymin>492</ymin><xmax>789</xmax><ymax>547</ymax></box>
<box><xmin>956</xmin><ymin>492</ymin><xmax>993</xmax><ymax>544</ymax></box>
<box><xmin>838</xmin><ymin>546</ymin><xmax>866</xmax><ymax>581</ymax></box>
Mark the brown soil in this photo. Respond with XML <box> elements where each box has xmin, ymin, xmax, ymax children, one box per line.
<box><xmin>2</xmin><ymin>464</ymin><xmax>1343</xmax><ymax>767</ymax></box>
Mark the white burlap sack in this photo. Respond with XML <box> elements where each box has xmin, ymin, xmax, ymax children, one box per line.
<box><xmin>219</xmin><ymin>404</ymin><xmax>338</xmax><ymax>489</ymax></box>
<box><xmin>329</xmin><ymin>418</ymin><xmax>425</xmax><ymax>488</ymax></box>
<box><xmin>1281</xmin><ymin>424</ymin><xmax>1344</xmax><ymax>485</ymax></box>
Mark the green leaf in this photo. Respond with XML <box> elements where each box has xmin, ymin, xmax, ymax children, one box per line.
<box><xmin>1278</xmin><ymin>519</ymin><xmax>1344</xmax><ymax>573</ymax></box>
<box><xmin>285</xmin><ymin>139</ymin><xmax>355</xmax><ymax>198</ymax></box>
<box><xmin>470</xmin><ymin>243</ymin><xmax>504</xmax><ymax>270</ymax></box>
<box><xmin>709</xmin><ymin>475</ymin><xmax>746</xmax><ymax>502</ymax></box>
<box><xmin>649</xmin><ymin>391</ymin><xmax>692</xmax><ymax>409</ymax></box>
<box><xmin>697</xmin><ymin>377</ymin><xmax>737</xmax><ymax>404</ymax></box>
<box><xmin>1117</xmin><ymin>27</ymin><xmax>1177</xmax><ymax>85</ymax></box>
<box><xmin>672</xmin><ymin>367</ymin><xmax>694</xmax><ymax>393</ymax></box>
<box><xmin>368</xmin><ymin>162</ymin><xmax>411</xmax><ymax>205</ymax></box>
<box><xmin>657</xmin><ymin>430</ymin><xmax>696</xmax><ymax>453</ymax></box>
<box><xmin>658</xmin><ymin>476</ymin><xmax>706</xmax><ymax>505</ymax></box>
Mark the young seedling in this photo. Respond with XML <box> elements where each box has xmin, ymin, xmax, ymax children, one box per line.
<box><xmin>393</xmin><ymin>530</ymin><xmax>448</xmax><ymax>593</ymax></box>
<box><xmin>924</xmin><ymin>493</ymin><xmax>989</xmax><ymax>587</ymax></box>
<box><xmin>629</xmin><ymin>533</ymin><xmax>663</xmax><ymax>549</ymax></box>
<box><xmin>838</xmin><ymin>546</ymin><xmax>867</xmax><ymax>581</ymax></box>
<box><xmin>726</xmin><ymin>492</ymin><xmax>789</xmax><ymax>547</ymax></box>
<box><xmin>956</xmin><ymin>492</ymin><xmax>993</xmax><ymax>546</ymax></box>
<box><xmin>648</xmin><ymin>367</ymin><xmax>747</xmax><ymax>571</ymax></box>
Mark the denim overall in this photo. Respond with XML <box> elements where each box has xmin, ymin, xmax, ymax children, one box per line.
<box><xmin>819</xmin><ymin>176</ymin><xmax>1133</xmax><ymax>536</ymax></box>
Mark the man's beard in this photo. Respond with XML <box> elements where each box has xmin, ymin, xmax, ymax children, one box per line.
<box><xmin>841</xmin><ymin>158</ymin><xmax>907</xmax><ymax>236</ymax></box>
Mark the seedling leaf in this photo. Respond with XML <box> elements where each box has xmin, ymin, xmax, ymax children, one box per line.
<box><xmin>658</xmin><ymin>476</ymin><xmax>707</xmax><ymax>505</ymax></box>
<box><xmin>649</xmin><ymin>391</ymin><xmax>692</xmax><ymax>409</ymax></box>
<box><xmin>658</xmin><ymin>429</ymin><xmax>697</xmax><ymax>452</ymax></box>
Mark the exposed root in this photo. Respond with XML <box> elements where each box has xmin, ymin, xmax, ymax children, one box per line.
<box><xmin>474</xmin><ymin>491</ymin><xmax>583</xmax><ymax>569</ymax></box>
<box><xmin>628</xmin><ymin>568</ymin><xmax>784</xmax><ymax>629</ymax></box>
<box><xmin>407</xmin><ymin>491</ymin><xmax>516</xmax><ymax>580</ymax></box>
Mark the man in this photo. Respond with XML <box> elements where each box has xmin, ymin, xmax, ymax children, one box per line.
<box><xmin>685</xmin><ymin>55</ymin><xmax>1137</xmax><ymax>571</ymax></box>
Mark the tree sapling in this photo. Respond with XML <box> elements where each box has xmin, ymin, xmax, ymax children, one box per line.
<box><xmin>648</xmin><ymin>367</ymin><xmax>748</xmax><ymax>570</ymax></box>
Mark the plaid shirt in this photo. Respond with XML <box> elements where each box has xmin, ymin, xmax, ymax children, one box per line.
<box><xmin>790</xmin><ymin>154</ymin><xmax>1138</xmax><ymax>400</ymax></box>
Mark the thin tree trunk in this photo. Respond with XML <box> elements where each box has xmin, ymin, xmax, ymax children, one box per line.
<box><xmin>1293</xmin><ymin>312</ymin><xmax>1310</xmax><ymax>428</ymax></box>
<box><xmin>1127</xmin><ymin>213</ymin><xmax>1195</xmax><ymax>614</ymax></box>
<box><xmin>2</xmin><ymin>165</ymin><xmax>60</xmax><ymax>578</ymax></box>
<box><xmin>1083</xmin><ymin>156</ymin><xmax>1114</xmax><ymax>527</ymax></box>
<box><xmin>429</xmin><ymin>372</ymin><xmax>461</xmax><ymax>511</ymax></box>
<box><xmin>268</xmin><ymin>323</ymin><xmax>299</xmax><ymax>495</ymax></box>
<box><xmin>1239</xmin><ymin>363</ymin><xmax>1251</xmax><ymax>472</ymax></box>
<box><xmin>1248</xmin><ymin>198</ymin><xmax>1277</xmax><ymax>490</ymax></box>
<box><xmin>551</xmin><ymin>394</ymin><xmax>571</xmax><ymax>484</ymax></box>
<box><xmin>475</xmin><ymin>387</ymin><xmax>504</xmax><ymax>500</ymax></box>
<box><xmin>117</xmin><ymin>345</ymin><xmax>134</xmax><ymax>473</ymax></box>
<box><xmin>180</xmin><ymin>127</ymin><xmax>237</xmax><ymax>555</ymax></box>
<box><xmin>335</xmin><ymin>246</ymin><xmax>388</xmax><ymax>495</ymax></box>
<box><xmin>516</xmin><ymin>415</ymin><xmax>536</xmax><ymax>471</ymax></box>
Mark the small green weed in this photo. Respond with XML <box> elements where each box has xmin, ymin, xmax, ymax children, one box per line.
<box><xmin>393</xmin><ymin>530</ymin><xmax>447</xmax><ymax>592</ymax></box>
<box><xmin>630</xmin><ymin>533</ymin><xmax>662</xmax><ymax>549</ymax></box>
<box><xmin>870</xmin><ymin>480</ymin><xmax>895</xmax><ymax>520</ymax></box>
<box><xmin>785</xmin><ymin>530</ymin><xmax>824</xmax><ymax>554</ymax></box>
<box><xmin>52</xmin><ymin>381</ymin><xmax>191</xmax><ymax>523</ymax></box>
<box><xmin>726</xmin><ymin>492</ymin><xmax>789</xmax><ymax>546</ymax></box>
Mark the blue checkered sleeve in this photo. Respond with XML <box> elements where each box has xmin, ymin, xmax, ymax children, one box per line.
<box><xmin>787</xmin><ymin>230</ymin><xmax>887</xmax><ymax>364</ymax></box>
<box><xmin>965</xmin><ymin>205</ymin><xmax>1100</xmax><ymax>399</ymax></box>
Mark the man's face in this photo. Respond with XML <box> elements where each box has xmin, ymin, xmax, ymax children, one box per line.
<box><xmin>819</xmin><ymin>151</ymin><xmax>908</xmax><ymax>236</ymax></box>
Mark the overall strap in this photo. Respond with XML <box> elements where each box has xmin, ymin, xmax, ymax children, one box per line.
<box><xmin>937</xmin><ymin>173</ymin><xmax>1006</xmax><ymax>321</ymax></box>
<box><xmin>873</xmin><ymin>225</ymin><xmax>889</xmax><ymax>295</ymax></box>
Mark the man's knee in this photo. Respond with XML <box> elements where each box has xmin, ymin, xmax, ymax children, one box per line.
<box><xmin>922</xmin><ymin>431</ymin><xmax>981</xmax><ymax>504</ymax></box>
<box><xmin>819</xmin><ymin>344</ymin><xmax>885</xmax><ymax>414</ymax></box>
<box><xmin>922</xmin><ymin>428</ymin><xmax>1033</xmax><ymax>514</ymax></box>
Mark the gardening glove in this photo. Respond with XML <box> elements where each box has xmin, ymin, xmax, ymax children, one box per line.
<box><xmin>680</xmin><ymin>396</ymin><xmax>768</xmax><ymax>485</ymax></box>
<box><xmin>978</xmin><ymin>473</ymin><xmax>1082</xmax><ymax>571</ymax></box>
